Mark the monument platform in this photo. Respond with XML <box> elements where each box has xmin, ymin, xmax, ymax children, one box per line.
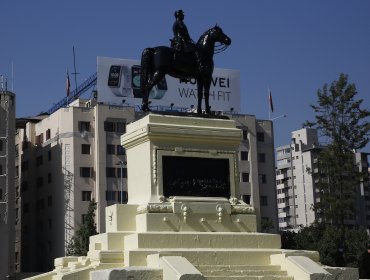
<box><xmin>27</xmin><ymin>114</ymin><xmax>358</xmax><ymax>280</ymax></box>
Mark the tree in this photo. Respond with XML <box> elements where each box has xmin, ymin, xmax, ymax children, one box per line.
<box><xmin>304</xmin><ymin>73</ymin><xmax>370</xmax><ymax>266</ymax></box>
<box><xmin>66</xmin><ymin>200</ymin><xmax>98</xmax><ymax>256</ymax></box>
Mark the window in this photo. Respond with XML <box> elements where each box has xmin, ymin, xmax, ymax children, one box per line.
<box><xmin>0</xmin><ymin>164</ymin><xmax>2</xmax><ymax>175</ymax></box>
<box><xmin>117</xmin><ymin>167</ymin><xmax>128</xmax><ymax>178</ymax></box>
<box><xmin>257</xmin><ymin>132</ymin><xmax>265</xmax><ymax>142</ymax></box>
<box><xmin>117</xmin><ymin>145</ymin><xmax>126</xmax><ymax>155</ymax></box>
<box><xmin>104</xmin><ymin>121</ymin><xmax>115</xmax><ymax>132</ymax></box>
<box><xmin>81</xmin><ymin>144</ymin><xmax>91</xmax><ymax>154</ymax></box>
<box><xmin>46</xmin><ymin>129</ymin><xmax>51</xmax><ymax>140</ymax></box>
<box><xmin>118</xmin><ymin>191</ymin><xmax>128</xmax><ymax>203</ymax></box>
<box><xmin>240</xmin><ymin>151</ymin><xmax>248</xmax><ymax>161</ymax></box>
<box><xmin>104</xmin><ymin>120</ymin><xmax>126</xmax><ymax>133</ymax></box>
<box><xmin>79</xmin><ymin>121</ymin><xmax>90</xmax><ymax>132</ymax></box>
<box><xmin>106</xmin><ymin>191</ymin><xmax>116</xmax><ymax>201</ymax></box>
<box><xmin>116</xmin><ymin>122</ymin><xmax>126</xmax><ymax>133</ymax></box>
<box><xmin>35</xmin><ymin>134</ymin><xmax>44</xmax><ymax>146</ymax></box>
<box><xmin>107</xmin><ymin>144</ymin><xmax>115</xmax><ymax>155</ymax></box>
<box><xmin>36</xmin><ymin>155</ymin><xmax>43</xmax><ymax>166</ymax></box>
<box><xmin>106</xmin><ymin>167</ymin><xmax>116</xmax><ymax>178</ymax></box>
<box><xmin>261</xmin><ymin>196</ymin><xmax>268</xmax><ymax>206</ymax></box>
<box><xmin>80</xmin><ymin>167</ymin><xmax>92</xmax><ymax>178</ymax></box>
<box><xmin>242</xmin><ymin>195</ymin><xmax>251</xmax><ymax>204</ymax></box>
<box><xmin>259</xmin><ymin>174</ymin><xmax>267</xmax><ymax>184</ymax></box>
<box><xmin>48</xmin><ymin>173</ymin><xmax>52</xmax><ymax>183</ymax></box>
<box><xmin>48</xmin><ymin>150</ymin><xmax>52</xmax><ymax>161</ymax></box>
<box><xmin>241</xmin><ymin>172</ymin><xmax>249</xmax><ymax>182</ymax></box>
<box><xmin>0</xmin><ymin>140</ymin><xmax>3</xmax><ymax>151</ymax></box>
<box><xmin>0</xmin><ymin>189</ymin><xmax>2</xmax><ymax>200</ymax></box>
<box><xmin>258</xmin><ymin>153</ymin><xmax>266</xmax><ymax>163</ymax></box>
<box><xmin>242</xmin><ymin>129</ymin><xmax>248</xmax><ymax>140</ymax></box>
<box><xmin>82</xmin><ymin>191</ymin><xmax>92</xmax><ymax>201</ymax></box>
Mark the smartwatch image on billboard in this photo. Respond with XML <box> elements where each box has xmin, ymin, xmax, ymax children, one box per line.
<box><xmin>108</xmin><ymin>65</ymin><xmax>131</xmax><ymax>97</ymax></box>
<box><xmin>131</xmin><ymin>65</ymin><xmax>168</xmax><ymax>99</ymax></box>
<box><xmin>150</xmin><ymin>75</ymin><xmax>168</xmax><ymax>99</ymax></box>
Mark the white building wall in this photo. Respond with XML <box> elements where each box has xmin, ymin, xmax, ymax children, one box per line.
<box><xmin>276</xmin><ymin>128</ymin><xmax>319</xmax><ymax>231</ymax></box>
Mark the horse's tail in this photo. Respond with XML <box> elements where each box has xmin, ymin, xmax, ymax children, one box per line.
<box><xmin>140</xmin><ymin>48</ymin><xmax>154</xmax><ymax>97</ymax></box>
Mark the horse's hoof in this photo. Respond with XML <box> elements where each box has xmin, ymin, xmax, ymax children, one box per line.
<box><xmin>141</xmin><ymin>104</ymin><xmax>151</xmax><ymax>112</ymax></box>
<box><xmin>197</xmin><ymin>109</ymin><xmax>202</xmax><ymax>114</ymax></box>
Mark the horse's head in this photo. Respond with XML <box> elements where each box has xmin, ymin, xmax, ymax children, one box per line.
<box><xmin>210</xmin><ymin>25</ymin><xmax>231</xmax><ymax>46</ymax></box>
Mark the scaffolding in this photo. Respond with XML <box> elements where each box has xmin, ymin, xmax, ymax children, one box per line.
<box><xmin>0</xmin><ymin>90</ymin><xmax>10</xmax><ymax>225</ymax></box>
<box><xmin>63</xmin><ymin>144</ymin><xmax>74</xmax><ymax>252</ymax></box>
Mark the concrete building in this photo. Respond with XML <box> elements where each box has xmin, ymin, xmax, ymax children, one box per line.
<box><xmin>276</xmin><ymin>128</ymin><xmax>370</xmax><ymax>232</ymax></box>
<box><xmin>232</xmin><ymin>114</ymin><xmax>278</xmax><ymax>231</ymax></box>
<box><xmin>15</xmin><ymin>100</ymin><xmax>278</xmax><ymax>272</ymax></box>
<box><xmin>0</xmin><ymin>90</ymin><xmax>16</xmax><ymax>279</ymax></box>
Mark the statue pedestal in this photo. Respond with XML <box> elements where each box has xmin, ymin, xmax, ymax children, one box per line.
<box><xmin>27</xmin><ymin>114</ymin><xmax>359</xmax><ymax>280</ymax></box>
<box><xmin>121</xmin><ymin>114</ymin><xmax>242</xmax><ymax>205</ymax></box>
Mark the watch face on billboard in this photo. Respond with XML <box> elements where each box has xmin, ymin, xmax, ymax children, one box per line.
<box><xmin>156</xmin><ymin>76</ymin><xmax>168</xmax><ymax>91</ymax></box>
<box><xmin>108</xmin><ymin>65</ymin><xmax>122</xmax><ymax>87</ymax></box>
<box><xmin>131</xmin><ymin>65</ymin><xmax>142</xmax><ymax>98</ymax></box>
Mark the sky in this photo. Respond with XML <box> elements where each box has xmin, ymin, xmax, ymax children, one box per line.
<box><xmin>1</xmin><ymin>0</ymin><xmax>369</xmax><ymax>150</ymax></box>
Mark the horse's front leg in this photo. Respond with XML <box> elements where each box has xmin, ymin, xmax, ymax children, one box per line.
<box><xmin>197</xmin><ymin>79</ymin><xmax>203</xmax><ymax>114</ymax></box>
<box><xmin>204</xmin><ymin>78</ymin><xmax>212</xmax><ymax>115</ymax></box>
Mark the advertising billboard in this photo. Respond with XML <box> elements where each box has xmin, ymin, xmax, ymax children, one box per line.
<box><xmin>97</xmin><ymin>56</ymin><xmax>240</xmax><ymax>112</ymax></box>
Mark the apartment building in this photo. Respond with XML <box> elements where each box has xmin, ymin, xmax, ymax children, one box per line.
<box><xmin>15</xmin><ymin>99</ymin><xmax>136</xmax><ymax>272</ymax></box>
<box><xmin>276</xmin><ymin>128</ymin><xmax>370</xmax><ymax>232</ymax></box>
<box><xmin>15</xmin><ymin>100</ymin><xmax>278</xmax><ymax>272</ymax></box>
<box><xmin>0</xmin><ymin>90</ymin><xmax>16</xmax><ymax>279</ymax></box>
<box><xmin>232</xmin><ymin>114</ymin><xmax>278</xmax><ymax>231</ymax></box>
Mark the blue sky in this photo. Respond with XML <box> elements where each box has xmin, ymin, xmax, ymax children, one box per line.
<box><xmin>1</xmin><ymin>1</ymin><xmax>369</xmax><ymax>150</ymax></box>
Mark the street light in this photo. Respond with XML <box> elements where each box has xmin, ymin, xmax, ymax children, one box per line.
<box><xmin>271</xmin><ymin>114</ymin><xmax>287</xmax><ymax>121</ymax></box>
<box><xmin>116</xmin><ymin>161</ymin><xmax>126</xmax><ymax>204</ymax></box>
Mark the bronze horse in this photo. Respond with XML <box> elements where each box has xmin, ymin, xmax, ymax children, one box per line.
<box><xmin>140</xmin><ymin>25</ymin><xmax>231</xmax><ymax>114</ymax></box>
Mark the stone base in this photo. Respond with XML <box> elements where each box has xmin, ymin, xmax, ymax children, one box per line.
<box><xmin>26</xmin><ymin>201</ymin><xmax>358</xmax><ymax>280</ymax></box>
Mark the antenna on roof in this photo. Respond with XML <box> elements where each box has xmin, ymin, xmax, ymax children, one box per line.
<box><xmin>72</xmin><ymin>46</ymin><xmax>80</xmax><ymax>98</ymax></box>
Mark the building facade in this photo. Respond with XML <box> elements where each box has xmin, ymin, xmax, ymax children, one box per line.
<box><xmin>276</xmin><ymin>128</ymin><xmax>370</xmax><ymax>232</ymax></box>
<box><xmin>15</xmin><ymin>100</ymin><xmax>278</xmax><ymax>272</ymax></box>
<box><xmin>0</xmin><ymin>90</ymin><xmax>16</xmax><ymax>279</ymax></box>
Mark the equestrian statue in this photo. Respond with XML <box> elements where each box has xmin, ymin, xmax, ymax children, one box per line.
<box><xmin>140</xmin><ymin>10</ymin><xmax>231</xmax><ymax>114</ymax></box>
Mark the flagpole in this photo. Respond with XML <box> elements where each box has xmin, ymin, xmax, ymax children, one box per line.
<box><xmin>268</xmin><ymin>87</ymin><xmax>271</xmax><ymax>120</ymax></box>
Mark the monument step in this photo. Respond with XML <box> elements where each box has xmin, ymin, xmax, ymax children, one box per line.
<box><xmin>198</xmin><ymin>267</ymin><xmax>289</xmax><ymax>277</ymax></box>
<box><xmin>124</xmin><ymin>232</ymin><xmax>281</xmax><ymax>250</ymax></box>
<box><xmin>125</xmin><ymin>248</ymin><xmax>283</xmax><ymax>266</ymax></box>
<box><xmin>205</xmin><ymin>276</ymin><xmax>293</xmax><ymax>280</ymax></box>
<box><xmin>197</xmin><ymin>264</ymin><xmax>282</xmax><ymax>272</ymax></box>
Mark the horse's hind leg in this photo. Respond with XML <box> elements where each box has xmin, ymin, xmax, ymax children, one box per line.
<box><xmin>204</xmin><ymin>78</ymin><xmax>212</xmax><ymax>114</ymax></box>
<box><xmin>141</xmin><ymin>70</ymin><xmax>165</xmax><ymax>111</ymax></box>
<box><xmin>197</xmin><ymin>79</ymin><xmax>203</xmax><ymax>114</ymax></box>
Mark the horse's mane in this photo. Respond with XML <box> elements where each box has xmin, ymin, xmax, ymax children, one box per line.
<box><xmin>196</xmin><ymin>27</ymin><xmax>215</xmax><ymax>45</ymax></box>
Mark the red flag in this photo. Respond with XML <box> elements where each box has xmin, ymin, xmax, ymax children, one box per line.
<box><xmin>268</xmin><ymin>89</ymin><xmax>274</xmax><ymax>113</ymax></box>
<box><xmin>66</xmin><ymin>71</ymin><xmax>71</xmax><ymax>97</ymax></box>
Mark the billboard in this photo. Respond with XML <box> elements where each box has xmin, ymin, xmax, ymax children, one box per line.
<box><xmin>97</xmin><ymin>56</ymin><xmax>240</xmax><ymax>112</ymax></box>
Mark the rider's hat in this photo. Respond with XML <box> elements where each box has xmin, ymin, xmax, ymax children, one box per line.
<box><xmin>175</xmin><ymin>10</ymin><xmax>184</xmax><ymax>18</ymax></box>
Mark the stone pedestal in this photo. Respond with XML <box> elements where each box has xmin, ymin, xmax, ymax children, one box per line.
<box><xmin>26</xmin><ymin>114</ymin><xmax>359</xmax><ymax>280</ymax></box>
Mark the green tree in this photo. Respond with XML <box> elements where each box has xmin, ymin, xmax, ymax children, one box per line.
<box><xmin>66</xmin><ymin>200</ymin><xmax>98</xmax><ymax>256</ymax></box>
<box><xmin>303</xmin><ymin>73</ymin><xmax>370</xmax><ymax>266</ymax></box>
<box><xmin>305</xmin><ymin>73</ymin><xmax>370</xmax><ymax>226</ymax></box>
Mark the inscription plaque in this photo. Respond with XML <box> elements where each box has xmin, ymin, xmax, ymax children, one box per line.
<box><xmin>162</xmin><ymin>156</ymin><xmax>230</xmax><ymax>198</ymax></box>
